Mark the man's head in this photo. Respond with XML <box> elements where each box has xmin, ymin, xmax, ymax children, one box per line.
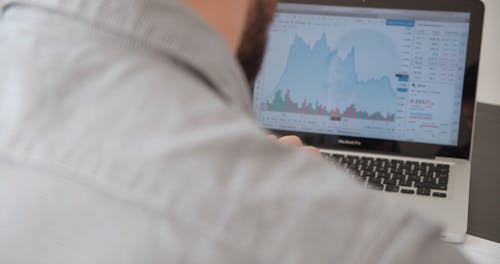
<box><xmin>183</xmin><ymin>0</ymin><xmax>277</xmax><ymax>86</ymax></box>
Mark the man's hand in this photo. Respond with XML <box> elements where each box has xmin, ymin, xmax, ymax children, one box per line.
<box><xmin>267</xmin><ymin>135</ymin><xmax>321</xmax><ymax>156</ymax></box>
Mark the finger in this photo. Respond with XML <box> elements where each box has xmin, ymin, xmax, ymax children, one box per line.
<box><xmin>301</xmin><ymin>146</ymin><xmax>321</xmax><ymax>157</ymax></box>
<box><xmin>278</xmin><ymin>135</ymin><xmax>303</xmax><ymax>147</ymax></box>
<box><xmin>267</xmin><ymin>134</ymin><xmax>279</xmax><ymax>141</ymax></box>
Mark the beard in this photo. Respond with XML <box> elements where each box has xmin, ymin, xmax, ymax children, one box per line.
<box><xmin>237</xmin><ymin>0</ymin><xmax>277</xmax><ymax>88</ymax></box>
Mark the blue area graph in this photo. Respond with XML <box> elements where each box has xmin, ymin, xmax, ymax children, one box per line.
<box><xmin>269</xmin><ymin>33</ymin><xmax>396</xmax><ymax>117</ymax></box>
<box><xmin>254</xmin><ymin>7</ymin><xmax>471</xmax><ymax>145</ymax></box>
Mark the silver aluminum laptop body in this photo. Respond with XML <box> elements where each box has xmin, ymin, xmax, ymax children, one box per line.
<box><xmin>253</xmin><ymin>0</ymin><xmax>484</xmax><ymax>243</ymax></box>
<box><xmin>319</xmin><ymin>148</ymin><xmax>472</xmax><ymax>242</ymax></box>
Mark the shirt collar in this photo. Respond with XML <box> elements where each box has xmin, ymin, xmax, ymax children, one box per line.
<box><xmin>1</xmin><ymin>0</ymin><xmax>254</xmax><ymax>115</ymax></box>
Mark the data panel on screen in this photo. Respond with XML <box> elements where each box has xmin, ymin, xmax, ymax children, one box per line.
<box><xmin>253</xmin><ymin>4</ymin><xmax>470</xmax><ymax>146</ymax></box>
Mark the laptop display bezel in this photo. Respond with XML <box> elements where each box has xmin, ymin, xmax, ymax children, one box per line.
<box><xmin>258</xmin><ymin>0</ymin><xmax>484</xmax><ymax>160</ymax></box>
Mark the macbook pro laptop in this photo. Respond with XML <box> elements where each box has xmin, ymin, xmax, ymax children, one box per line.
<box><xmin>253</xmin><ymin>0</ymin><xmax>484</xmax><ymax>243</ymax></box>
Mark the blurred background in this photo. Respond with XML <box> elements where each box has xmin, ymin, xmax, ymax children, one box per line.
<box><xmin>475</xmin><ymin>0</ymin><xmax>500</xmax><ymax>106</ymax></box>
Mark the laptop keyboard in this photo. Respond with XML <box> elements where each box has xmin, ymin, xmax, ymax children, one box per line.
<box><xmin>321</xmin><ymin>153</ymin><xmax>449</xmax><ymax>198</ymax></box>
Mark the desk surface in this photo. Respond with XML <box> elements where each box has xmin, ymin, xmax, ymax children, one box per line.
<box><xmin>458</xmin><ymin>235</ymin><xmax>500</xmax><ymax>264</ymax></box>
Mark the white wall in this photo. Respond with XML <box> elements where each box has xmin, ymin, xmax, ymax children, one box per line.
<box><xmin>476</xmin><ymin>0</ymin><xmax>500</xmax><ymax>106</ymax></box>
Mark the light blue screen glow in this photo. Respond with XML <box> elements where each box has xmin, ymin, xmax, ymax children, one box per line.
<box><xmin>253</xmin><ymin>3</ymin><xmax>470</xmax><ymax>146</ymax></box>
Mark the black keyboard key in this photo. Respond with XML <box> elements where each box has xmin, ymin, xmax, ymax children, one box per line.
<box><xmin>390</xmin><ymin>159</ymin><xmax>404</xmax><ymax>165</ymax></box>
<box><xmin>387</xmin><ymin>163</ymin><xmax>399</xmax><ymax>169</ymax></box>
<box><xmin>414</xmin><ymin>182</ymin><xmax>430</xmax><ymax>189</ymax></box>
<box><xmin>363</xmin><ymin>165</ymin><xmax>376</xmax><ymax>172</ymax></box>
<box><xmin>414</xmin><ymin>164</ymin><xmax>427</xmax><ymax>171</ymax></box>
<box><xmin>432</xmin><ymin>192</ymin><xmax>447</xmax><ymax>198</ymax></box>
<box><xmin>385</xmin><ymin>178</ymin><xmax>398</xmax><ymax>186</ymax></box>
<box><xmin>436</xmin><ymin>171</ymin><xmax>449</xmax><ymax>176</ymax></box>
<box><xmin>437</xmin><ymin>178</ymin><xmax>448</xmax><ymax>185</ymax></box>
<box><xmin>427</xmin><ymin>164</ymin><xmax>436</xmax><ymax>170</ymax></box>
<box><xmin>437</xmin><ymin>173</ymin><xmax>447</xmax><ymax>178</ymax></box>
<box><xmin>378</xmin><ymin>167</ymin><xmax>389</xmax><ymax>173</ymax></box>
<box><xmin>408</xmin><ymin>170</ymin><xmax>420</xmax><ymax>177</ymax></box>
<box><xmin>401</xmin><ymin>189</ymin><xmax>415</xmax><ymax>194</ymax></box>
<box><xmin>373</xmin><ymin>159</ymin><xmax>383</xmax><ymax>165</ymax></box>
<box><xmin>343</xmin><ymin>157</ymin><xmax>355</xmax><ymax>164</ymax></box>
<box><xmin>364</xmin><ymin>171</ymin><xmax>376</xmax><ymax>178</ymax></box>
<box><xmin>417</xmin><ymin>188</ymin><xmax>431</xmax><ymax>196</ymax></box>
<box><xmin>391</xmin><ymin>167</ymin><xmax>405</xmax><ymax>174</ymax></box>
<box><xmin>405</xmin><ymin>161</ymin><xmax>419</xmax><ymax>166</ymax></box>
<box><xmin>402</xmin><ymin>163</ymin><xmax>414</xmax><ymax>170</ymax></box>
<box><xmin>392</xmin><ymin>173</ymin><xmax>406</xmax><ymax>180</ymax></box>
<box><xmin>360</xmin><ymin>160</ymin><xmax>371</xmax><ymax>167</ymax></box>
<box><xmin>321</xmin><ymin>153</ymin><xmax>331</xmax><ymax>159</ymax></box>
<box><xmin>369</xmin><ymin>177</ymin><xmax>383</xmax><ymax>185</ymax></box>
<box><xmin>436</xmin><ymin>164</ymin><xmax>450</xmax><ymax>172</ymax></box>
<box><xmin>385</xmin><ymin>185</ymin><xmax>400</xmax><ymax>192</ymax></box>
<box><xmin>348</xmin><ymin>159</ymin><xmax>358</xmax><ymax>165</ymax></box>
<box><xmin>368</xmin><ymin>183</ymin><xmax>384</xmax><ymax>191</ymax></box>
<box><xmin>422</xmin><ymin>176</ymin><xmax>435</xmax><ymax>183</ymax></box>
<box><xmin>332</xmin><ymin>154</ymin><xmax>344</xmax><ymax>162</ymax></box>
<box><xmin>416</xmin><ymin>170</ymin><xmax>427</xmax><ymax>176</ymax></box>
<box><xmin>348</xmin><ymin>164</ymin><xmax>359</xmax><ymax>171</ymax></box>
<box><xmin>429</xmin><ymin>168</ymin><xmax>437</xmax><ymax>175</ymax></box>
<box><xmin>420</xmin><ymin>170</ymin><xmax>434</xmax><ymax>178</ymax></box>
<box><xmin>430</xmin><ymin>183</ymin><xmax>448</xmax><ymax>191</ymax></box>
<box><xmin>332</xmin><ymin>158</ymin><xmax>342</xmax><ymax>163</ymax></box>
<box><xmin>408</xmin><ymin>175</ymin><xmax>421</xmax><ymax>182</ymax></box>
<box><xmin>361</xmin><ymin>157</ymin><xmax>374</xmax><ymax>162</ymax></box>
<box><xmin>437</xmin><ymin>172</ymin><xmax>449</xmax><ymax>177</ymax></box>
<box><xmin>377</xmin><ymin>172</ymin><xmax>390</xmax><ymax>179</ymax></box>
<box><xmin>399</xmin><ymin>181</ymin><xmax>413</xmax><ymax>187</ymax></box>
<box><xmin>437</xmin><ymin>174</ymin><xmax>449</xmax><ymax>182</ymax></box>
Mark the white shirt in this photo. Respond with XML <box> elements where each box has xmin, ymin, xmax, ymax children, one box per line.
<box><xmin>0</xmin><ymin>1</ymin><xmax>469</xmax><ymax>263</ymax></box>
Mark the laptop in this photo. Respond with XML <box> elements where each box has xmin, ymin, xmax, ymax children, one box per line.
<box><xmin>253</xmin><ymin>0</ymin><xmax>484</xmax><ymax>243</ymax></box>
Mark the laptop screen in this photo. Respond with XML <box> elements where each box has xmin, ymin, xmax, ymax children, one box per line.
<box><xmin>253</xmin><ymin>3</ymin><xmax>471</xmax><ymax>146</ymax></box>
